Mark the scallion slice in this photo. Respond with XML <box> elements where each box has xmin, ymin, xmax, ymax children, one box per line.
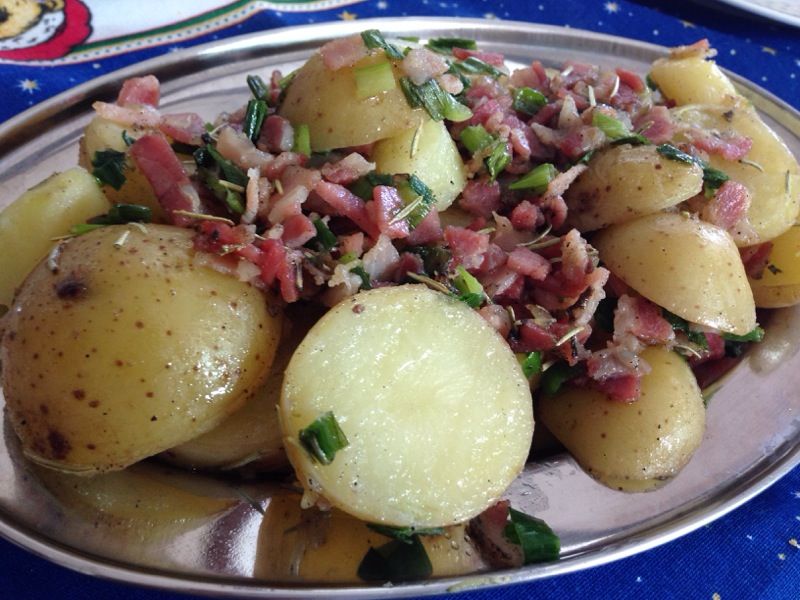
<box><xmin>298</xmin><ymin>411</ymin><xmax>349</xmax><ymax>465</ymax></box>
<box><xmin>459</xmin><ymin>125</ymin><xmax>493</xmax><ymax>154</ymax></box>
<box><xmin>453</xmin><ymin>56</ymin><xmax>503</xmax><ymax>78</ymax></box>
<box><xmin>351</xmin><ymin>265</ymin><xmax>372</xmax><ymax>290</ymax></box>
<box><xmin>357</xmin><ymin>536</ymin><xmax>433</xmax><ymax>582</ymax></box>
<box><xmin>392</xmin><ymin>174</ymin><xmax>437</xmax><ymax>228</ymax></box>
<box><xmin>242</xmin><ymin>99</ymin><xmax>267</xmax><ymax>142</ymax></box>
<box><xmin>484</xmin><ymin>140</ymin><xmax>511</xmax><ymax>181</ymax></box>
<box><xmin>452</xmin><ymin>265</ymin><xmax>484</xmax><ymax>308</ymax></box>
<box><xmin>293</xmin><ymin>123</ymin><xmax>311</xmax><ymax>157</ymax></box>
<box><xmin>202</xmin><ymin>170</ymin><xmax>245</xmax><ymax>215</ymax></box>
<box><xmin>540</xmin><ymin>361</ymin><xmax>582</xmax><ymax>396</ymax></box>
<box><xmin>656</xmin><ymin>143</ymin><xmax>730</xmax><ymax>194</ymax></box>
<box><xmin>508</xmin><ymin>163</ymin><xmax>557</xmax><ymax>192</ymax></box>
<box><xmin>513</xmin><ymin>87</ymin><xmax>547</xmax><ymax>115</ymax></box>
<box><xmin>518</xmin><ymin>351</ymin><xmax>543</xmax><ymax>379</ymax></box>
<box><xmin>367</xmin><ymin>524</ymin><xmax>445</xmax><ymax>543</ymax></box>
<box><xmin>203</xmin><ymin>144</ymin><xmax>249</xmax><ymax>187</ymax></box>
<box><xmin>722</xmin><ymin>326</ymin><xmax>765</xmax><ymax>343</ymax></box>
<box><xmin>592</xmin><ymin>111</ymin><xmax>632</xmax><ymax>140</ymax></box>
<box><xmin>503</xmin><ymin>508</ymin><xmax>560</xmax><ymax>563</ymax></box>
<box><xmin>246</xmin><ymin>74</ymin><xmax>270</xmax><ymax>101</ymax></box>
<box><xmin>399</xmin><ymin>77</ymin><xmax>472</xmax><ymax>122</ymax></box>
<box><xmin>361</xmin><ymin>29</ymin><xmax>404</xmax><ymax>60</ymax></box>
<box><xmin>354</xmin><ymin>60</ymin><xmax>397</xmax><ymax>99</ymax></box>
<box><xmin>662</xmin><ymin>310</ymin><xmax>709</xmax><ymax>350</ymax></box>
<box><xmin>89</xmin><ymin>203</ymin><xmax>152</xmax><ymax>225</ymax></box>
<box><xmin>312</xmin><ymin>218</ymin><xmax>337</xmax><ymax>252</ymax></box>
<box><xmin>426</xmin><ymin>36</ymin><xmax>477</xmax><ymax>53</ymax></box>
<box><xmin>68</xmin><ymin>223</ymin><xmax>106</xmax><ymax>237</ymax></box>
<box><xmin>91</xmin><ymin>149</ymin><xmax>127</xmax><ymax>190</ymax></box>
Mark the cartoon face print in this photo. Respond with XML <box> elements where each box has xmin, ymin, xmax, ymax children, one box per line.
<box><xmin>0</xmin><ymin>0</ymin><xmax>89</xmax><ymax>60</ymax></box>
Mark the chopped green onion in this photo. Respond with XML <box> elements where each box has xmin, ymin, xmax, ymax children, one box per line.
<box><xmin>293</xmin><ymin>123</ymin><xmax>311</xmax><ymax>157</ymax></box>
<box><xmin>203</xmin><ymin>144</ymin><xmax>249</xmax><ymax>187</ymax></box>
<box><xmin>656</xmin><ymin>144</ymin><xmax>730</xmax><ymax>194</ymax></box>
<box><xmin>361</xmin><ymin>29</ymin><xmax>404</xmax><ymax>60</ymax></box>
<box><xmin>312</xmin><ymin>218</ymin><xmax>337</xmax><ymax>252</ymax></box>
<box><xmin>426</xmin><ymin>37</ymin><xmax>477</xmax><ymax>53</ymax></box>
<box><xmin>367</xmin><ymin>524</ymin><xmax>444</xmax><ymax>543</ymax></box>
<box><xmin>503</xmin><ymin>508</ymin><xmax>560</xmax><ymax>563</ymax></box>
<box><xmin>722</xmin><ymin>326</ymin><xmax>765</xmax><ymax>343</ymax></box>
<box><xmin>349</xmin><ymin>171</ymin><xmax>394</xmax><ymax>200</ymax></box>
<box><xmin>578</xmin><ymin>149</ymin><xmax>596</xmax><ymax>165</ymax></box>
<box><xmin>121</xmin><ymin>130</ymin><xmax>135</xmax><ymax>147</ymax></box>
<box><xmin>592</xmin><ymin>112</ymin><xmax>632</xmax><ymax>140</ymax></box>
<box><xmin>701</xmin><ymin>166</ymin><xmax>730</xmax><ymax>193</ymax></box>
<box><xmin>509</xmin><ymin>163</ymin><xmax>557</xmax><ymax>193</ymax></box>
<box><xmin>453</xmin><ymin>56</ymin><xmax>503</xmax><ymax>78</ymax></box>
<box><xmin>484</xmin><ymin>140</ymin><xmax>511</xmax><ymax>181</ymax></box>
<box><xmin>357</xmin><ymin>536</ymin><xmax>433</xmax><ymax>582</ymax></box>
<box><xmin>399</xmin><ymin>77</ymin><xmax>472</xmax><ymax>122</ymax></box>
<box><xmin>452</xmin><ymin>265</ymin><xmax>485</xmax><ymax>307</ymax></box>
<box><xmin>540</xmin><ymin>361</ymin><xmax>582</xmax><ymax>396</ymax></box>
<box><xmin>645</xmin><ymin>73</ymin><xmax>659</xmax><ymax>91</ymax></box>
<box><xmin>246</xmin><ymin>74</ymin><xmax>270</xmax><ymax>101</ymax></box>
<box><xmin>459</xmin><ymin>125</ymin><xmax>493</xmax><ymax>154</ymax></box>
<box><xmin>339</xmin><ymin>252</ymin><xmax>357</xmax><ymax>264</ymax></box>
<box><xmin>407</xmin><ymin>245</ymin><xmax>452</xmax><ymax>276</ymax></box>
<box><xmin>242</xmin><ymin>99</ymin><xmax>267</xmax><ymax>142</ymax></box>
<box><xmin>519</xmin><ymin>351</ymin><xmax>543</xmax><ymax>379</ymax></box>
<box><xmin>68</xmin><ymin>223</ymin><xmax>106</xmax><ymax>237</ymax></box>
<box><xmin>91</xmin><ymin>149</ymin><xmax>127</xmax><ymax>190</ymax></box>
<box><xmin>202</xmin><ymin>170</ymin><xmax>245</xmax><ymax>215</ymax></box>
<box><xmin>399</xmin><ymin>36</ymin><xmax>420</xmax><ymax>43</ymax></box>
<box><xmin>662</xmin><ymin>310</ymin><xmax>708</xmax><ymax>350</ymax></box>
<box><xmin>351</xmin><ymin>265</ymin><xmax>372</xmax><ymax>290</ymax></box>
<box><xmin>278</xmin><ymin>70</ymin><xmax>296</xmax><ymax>90</ymax></box>
<box><xmin>298</xmin><ymin>411</ymin><xmax>349</xmax><ymax>465</ymax></box>
<box><xmin>392</xmin><ymin>174</ymin><xmax>437</xmax><ymax>228</ymax></box>
<box><xmin>513</xmin><ymin>87</ymin><xmax>547</xmax><ymax>115</ymax></box>
<box><xmin>354</xmin><ymin>60</ymin><xmax>397</xmax><ymax>99</ymax></box>
<box><xmin>89</xmin><ymin>203</ymin><xmax>152</xmax><ymax>225</ymax></box>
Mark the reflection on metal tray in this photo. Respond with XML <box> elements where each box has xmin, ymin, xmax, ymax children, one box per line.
<box><xmin>1</xmin><ymin>17</ymin><xmax>800</xmax><ymax>598</ymax></box>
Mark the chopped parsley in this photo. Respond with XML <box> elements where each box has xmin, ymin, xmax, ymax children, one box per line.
<box><xmin>91</xmin><ymin>149</ymin><xmax>127</xmax><ymax>190</ymax></box>
<box><xmin>504</xmin><ymin>507</ymin><xmax>560</xmax><ymax>563</ymax></box>
<box><xmin>357</xmin><ymin>536</ymin><xmax>433</xmax><ymax>582</ymax></box>
<box><xmin>298</xmin><ymin>411</ymin><xmax>349</xmax><ymax>465</ymax></box>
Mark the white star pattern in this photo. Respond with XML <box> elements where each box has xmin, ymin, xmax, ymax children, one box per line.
<box><xmin>604</xmin><ymin>2</ymin><xmax>619</xmax><ymax>13</ymax></box>
<box><xmin>793</xmin><ymin>491</ymin><xmax>800</xmax><ymax>498</ymax></box>
<box><xmin>18</xmin><ymin>79</ymin><xmax>38</xmax><ymax>94</ymax></box>
<box><xmin>377</xmin><ymin>0</ymin><xmax>387</xmax><ymax>8</ymax></box>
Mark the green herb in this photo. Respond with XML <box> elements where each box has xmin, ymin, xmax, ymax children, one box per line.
<box><xmin>339</xmin><ymin>252</ymin><xmax>357</xmax><ymax>264</ymax></box>
<box><xmin>121</xmin><ymin>130</ymin><xmax>135</xmax><ymax>146</ymax></box>
<box><xmin>645</xmin><ymin>73</ymin><xmax>659</xmax><ymax>91</ymax></box>
<box><xmin>656</xmin><ymin>144</ymin><xmax>730</xmax><ymax>194</ymax></box>
<box><xmin>202</xmin><ymin>170</ymin><xmax>245</xmax><ymax>215</ymax></box>
<box><xmin>361</xmin><ymin>29</ymin><xmax>404</xmax><ymax>60</ymax></box>
<box><xmin>509</xmin><ymin>163</ymin><xmax>557</xmax><ymax>193</ymax></box>
<box><xmin>426</xmin><ymin>36</ymin><xmax>477</xmax><ymax>53</ymax></box>
<box><xmin>293</xmin><ymin>123</ymin><xmax>311</xmax><ymax>157</ymax></box>
<box><xmin>202</xmin><ymin>144</ymin><xmax>248</xmax><ymax>187</ymax></box>
<box><xmin>722</xmin><ymin>326</ymin><xmax>765</xmax><ymax>343</ymax></box>
<box><xmin>485</xmin><ymin>140</ymin><xmax>511</xmax><ymax>181</ymax></box>
<box><xmin>399</xmin><ymin>35</ymin><xmax>420</xmax><ymax>42</ymax></box>
<box><xmin>367</xmin><ymin>524</ymin><xmax>445</xmax><ymax>543</ymax></box>
<box><xmin>348</xmin><ymin>171</ymin><xmax>394</xmax><ymax>201</ymax></box>
<box><xmin>242</xmin><ymin>99</ymin><xmax>267</xmax><ymax>142</ymax></box>
<box><xmin>540</xmin><ymin>361</ymin><xmax>582</xmax><ymax>396</ymax></box>
<box><xmin>452</xmin><ymin>56</ymin><xmax>503</xmax><ymax>78</ymax></box>
<box><xmin>397</xmin><ymin>174</ymin><xmax>437</xmax><ymax>228</ymax></box>
<box><xmin>513</xmin><ymin>87</ymin><xmax>547</xmax><ymax>115</ymax></box>
<box><xmin>578</xmin><ymin>149</ymin><xmax>596</xmax><ymax>165</ymax></box>
<box><xmin>68</xmin><ymin>223</ymin><xmax>106</xmax><ymax>236</ymax></box>
<box><xmin>298</xmin><ymin>411</ymin><xmax>349</xmax><ymax>465</ymax></box>
<box><xmin>452</xmin><ymin>265</ymin><xmax>484</xmax><ymax>308</ymax></box>
<box><xmin>399</xmin><ymin>77</ymin><xmax>472</xmax><ymax>122</ymax></box>
<box><xmin>519</xmin><ymin>351</ymin><xmax>543</xmax><ymax>379</ymax></box>
<box><xmin>352</xmin><ymin>265</ymin><xmax>372</xmax><ymax>290</ymax></box>
<box><xmin>459</xmin><ymin>125</ymin><xmax>493</xmax><ymax>154</ymax></box>
<box><xmin>592</xmin><ymin>112</ymin><xmax>643</xmax><ymax>143</ymax></box>
<box><xmin>357</xmin><ymin>536</ymin><xmax>433</xmax><ymax>582</ymax></box>
<box><xmin>354</xmin><ymin>60</ymin><xmax>396</xmax><ymax>99</ymax></box>
<box><xmin>278</xmin><ymin>70</ymin><xmax>296</xmax><ymax>91</ymax></box>
<box><xmin>503</xmin><ymin>508</ymin><xmax>560</xmax><ymax>563</ymax></box>
<box><xmin>246</xmin><ymin>74</ymin><xmax>270</xmax><ymax>101</ymax></box>
<box><xmin>312</xmin><ymin>218</ymin><xmax>337</xmax><ymax>252</ymax></box>
<box><xmin>663</xmin><ymin>310</ymin><xmax>708</xmax><ymax>350</ymax></box>
<box><xmin>91</xmin><ymin>149</ymin><xmax>127</xmax><ymax>190</ymax></box>
<box><xmin>88</xmin><ymin>203</ymin><xmax>152</xmax><ymax>225</ymax></box>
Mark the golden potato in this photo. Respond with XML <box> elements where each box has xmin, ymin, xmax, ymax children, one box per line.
<box><xmin>280</xmin><ymin>285</ymin><xmax>533</xmax><ymax>528</ymax></box>
<box><xmin>564</xmin><ymin>144</ymin><xmax>704</xmax><ymax>232</ymax></box>
<box><xmin>747</xmin><ymin>226</ymin><xmax>800</xmax><ymax>308</ymax></box>
<box><xmin>254</xmin><ymin>492</ymin><xmax>486</xmax><ymax>583</ymax></box>
<box><xmin>648</xmin><ymin>54</ymin><xmax>737</xmax><ymax>105</ymax></box>
<box><xmin>373</xmin><ymin>119</ymin><xmax>467</xmax><ymax>211</ymax></box>
<box><xmin>279</xmin><ymin>52</ymin><xmax>426</xmax><ymax>151</ymax></box>
<box><xmin>594</xmin><ymin>212</ymin><xmax>756</xmax><ymax>335</ymax></box>
<box><xmin>1</xmin><ymin>224</ymin><xmax>281</xmax><ymax>474</ymax></box>
<box><xmin>538</xmin><ymin>346</ymin><xmax>706</xmax><ymax>491</ymax></box>
<box><xmin>0</xmin><ymin>167</ymin><xmax>110</xmax><ymax>308</ymax></box>
<box><xmin>79</xmin><ymin>116</ymin><xmax>164</xmax><ymax>221</ymax></box>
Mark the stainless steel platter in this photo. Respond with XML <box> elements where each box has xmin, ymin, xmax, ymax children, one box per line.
<box><xmin>1</xmin><ymin>16</ymin><xmax>800</xmax><ymax>598</ymax></box>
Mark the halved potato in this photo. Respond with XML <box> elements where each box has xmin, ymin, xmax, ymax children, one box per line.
<box><xmin>254</xmin><ymin>492</ymin><xmax>486</xmax><ymax>582</ymax></box>
<box><xmin>0</xmin><ymin>167</ymin><xmax>110</xmax><ymax>308</ymax></box>
<box><xmin>748</xmin><ymin>226</ymin><xmax>800</xmax><ymax>308</ymax></box>
<box><xmin>279</xmin><ymin>51</ymin><xmax>426</xmax><ymax>151</ymax></box>
<box><xmin>593</xmin><ymin>212</ymin><xmax>756</xmax><ymax>334</ymax></box>
<box><xmin>538</xmin><ymin>346</ymin><xmax>706</xmax><ymax>491</ymax></box>
<box><xmin>648</xmin><ymin>54</ymin><xmax>737</xmax><ymax>105</ymax></box>
<box><xmin>564</xmin><ymin>144</ymin><xmax>704</xmax><ymax>232</ymax></box>
<box><xmin>373</xmin><ymin>119</ymin><xmax>467</xmax><ymax>211</ymax></box>
<box><xmin>280</xmin><ymin>285</ymin><xmax>533</xmax><ymax>528</ymax></box>
<box><xmin>1</xmin><ymin>224</ymin><xmax>281</xmax><ymax>474</ymax></box>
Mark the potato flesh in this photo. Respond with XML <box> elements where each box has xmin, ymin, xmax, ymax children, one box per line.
<box><xmin>1</xmin><ymin>225</ymin><xmax>280</xmax><ymax>474</ymax></box>
<box><xmin>593</xmin><ymin>212</ymin><xmax>756</xmax><ymax>334</ymax></box>
<box><xmin>564</xmin><ymin>144</ymin><xmax>703</xmax><ymax>232</ymax></box>
<box><xmin>748</xmin><ymin>225</ymin><xmax>800</xmax><ymax>308</ymax></box>
<box><xmin>373</xmin><ymin>119</ymin><xmax>467</xmax><ymax>211</ymax></box>
<box><xmin>648</xmin><ymin>55</ymin><xmax>737</xmax><ymax>105</ymax></box>
<box><xmin>0</xmin><ymin>167</ymin><xmax>110</xmax><ymax>308</ymax></box>
<box><xmin>254</xmin><ymin>493</ymin><xmax>486</xmax><ymax>582</ymax></box>
<box><xmin>538</xmin><ymin>346</ymin><xmax>706</xmax><ymax>491</ymax></box>
<box><xmin>279</xmin><ymin>52</ymin><xmax>426</xmax><ymax>151</ymax></box>
<box><xmin>280</xmin><ymin>285</ymin><xmax>533</xmax><ymax>528</ymax></box>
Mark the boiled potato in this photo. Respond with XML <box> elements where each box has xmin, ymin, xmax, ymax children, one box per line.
<box><xmin>0</xmin><ymin>167</ymin><xmax>110</xmax><ymax>308</ymax></box>
<box><xmin>747</xmin><ymin>226</ymin><xmax>800</xmax><ymax>308</ymax></box>
<box><xmin>564</xmin><ymin>144</ymin><xmax>704</xmax><ymax>232</ymax></box>
<box><xmin>373</xmin><ymin>119</ymin><xmax>467</xmax><ymax>211</ymax></box>
<box><xmin>279</xmin><ymin>52</ymin><xmax>426</xmax><ymax>151</ymax></box>
<box><xmin>594</xmin><ymin>212</ymin><xmax>756</xmax><ymax>334</ymax></box>
<box><xmin>538</xmin><ymin>346</ymin><xmax>706</xmax><ymax>491</ymax></box>
<box><xmin>280</xmin><ymin>285</ymin><xmax>533</xmax><ymax>528</ymax></box>
<box><xmin>254</xmin><ymin>492</ymin><xmax>486</xmax><ymax>582</ymax></box>
<box><xmin>1</xmin><ymin>224</ymin><xmax>281</xmax><ymax>474</ymax></box>
<box><xmin>648</xmin><ymin>53</ymin><xmax>737</xmax><ymax>105</ymax></box>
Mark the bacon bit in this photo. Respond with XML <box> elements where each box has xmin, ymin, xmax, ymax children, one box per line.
<box><xmin>217</xmin><ymin>126</ymin><xmax>274</xmax><ymax>170</ymax></box>
<box><xmin>282</xmin><ymin>213</ymin><xmax>317</xmax><ymax>248</ymax></box>
<box><xmin>159</xmin><ymin>112</ymin><xmax>206</xmax><ymax>146</ymax></box>
<box><xmin>194</xmin><ymin>221</ymin><xmax>256</xmax><ymax>255</ymax></box>
<box><xmin>689</xmin><ymin>332</ymin><xmax>726</xmax><ymax>366</ymax></box>
<box><xmin>459</xmin><ymin>179</ymin><xmax>502</xmax><ymax>219</ymax></box>
<box><xmin>444</xmin><ymin>226</ymin><xmax>490</xmax><ymax>271</ymax></box>
<box><xmin>129</xmin><ymin>134</ymin><xmax>201</xmax><ymax>227</ymax></box>
<box><xmin>263</xmin><ymin>151</ymin><xmax>306</xmax><ymax>180</ymax></box>
<box><xmin>405</xmin><ymin>208</ymin><xmax>442</xmax><ymax>246</ymax></box>
<box><xmin>510</xmin><ymin>201</ymin><xmax>544</xmax><ymax>231</ymax></box>
<box><xmin>437</xmin><ymin>73</ymin><xmax>464</xmax><ymax>95</ymax></box>
<box><xmin>320</xmin><ymin>35</ymin><xmax>369</xmax><ymax>71</ymax></box>
<box><xmin>314</xmin><ymin>180</ymin><xmax>379</xmax><ymax>238</ymax></box>
<box><xmin>482</xmin><ymin>266</ymin><xmax>524</xmax><ymax>302</ymax></box>
<box><xmin>614</xmin><ymin>68</ymin><xmax>645</xmax><ymax>94</ymax></box>
<box><xmin>617</xmin><ymin>295</ymin><xmax>675</xmax><ymax>345</ymax></box>
<box><xmin>242</xmin><ymin>167</ymin><xmax>260</xmax><ymax>225</ymax></box>
<box><xmin>402</xmin><ymin>47</ymin><xmax>449</xmax><ymax>85</ymax></box>
<box><xmin>591</xmin><ymin>373</ymin><xmax>641</xmax><ymax>402</ymax></box>
<box><xmin>260</xmin><ymin>115</ymin><xmax>295</xmax><ymax>153</ymax></box>
<box><xmin>479</xmin><ymin>304</ymin><xmax>513</xmax><ymax>338</ymax></box>
<box><xmin>340</xmin><ymin>232</ymin><xmax>365</xmax><ymax>257</ymax></box>
<box><xmin>634</xmin><ymin>106</ymin><xmax>674</xmax><ymax>144</ymax></box>
<box><xmin>507</xmin><ymin>247</ymin><xmax>551</xmax><ymax>280</ymax></box>
<box><xmin>687</xmin><ymin>129</ymin><xmax>753</xmax><ymax>162</ymax></box>
<box><xmin>366</xmin><ymin>185</ymin><xmax>410</xmax><ymax>240</ymax></box>
<box><xmin>321</xmin><ymin>152</ymin><xmax>376</xmax><ymax>185</ymax></box>
<box><xmin>92</xmin><ymin>101</ymin><xmax>161</xmax><ymax>128</ymax></box>
<box><xmin>362</xmin><ymin>234</ymin><xmax>400</xmax><ymax>280</ymax></box>
<box><xmin>740</xmin><ymin>242</ymin><xmax>773</xmax><ymax>279</ymax></box>
<box><xmin>268</xmin><ymin>184</ymin><xmax>309</xmax><ymax>225</ymax></box>
<box><xmin>392</xmin><ymin>252</ymin><xmax>424</xmax><ymax>282</ymax></box>
<box><xmin>702</xmin><ymin>180</ymin><xmax>751</xmax><ymax>232</ymax></box>
<box><xmin>452</xmin><ymin>47</ymin><xmax>505</xmax><ymax>67</ymax></box>
<box><xmin>669</xmin><ymin>39</ymin><xmax>715</xmax><ymax>60</ymax></box>
<box><xmin>117</xmin><ymin>75</ymin><xmax>160</xmax><ymax>107</ymax></box>
<box><xmin>475</xmin><ymin>243</ymin><xmax>507</xmax><ymax>275</ymax></box>
<box><xmin>513</xmin><ymin>321</ymin><xmax>556</xmax><ymax>352</ymax></box>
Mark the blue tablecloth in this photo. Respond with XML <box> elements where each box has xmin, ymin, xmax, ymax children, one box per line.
<box><xmin>1</xmin><ymin>1</ymin><xmax>799</xmax><ymax>598</ymax></box>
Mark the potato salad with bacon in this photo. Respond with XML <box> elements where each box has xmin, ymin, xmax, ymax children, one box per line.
<box><xmin>1</xmin><ymin>31</ymin><xmax>798</xmax><ymax>581</ymax></box>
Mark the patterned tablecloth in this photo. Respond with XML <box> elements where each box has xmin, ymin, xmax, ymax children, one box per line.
<box><xmin>1</xmin><ymin>1</ymin><xmax>799</xmax><ymax>599</ymax></box>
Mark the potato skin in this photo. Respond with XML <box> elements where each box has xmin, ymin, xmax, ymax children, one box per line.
<box><xmin>564</xmin><ymin>144</ymin><xmax>703</xmax><ymax>232</ymax></box>
<box><xmin>538</xmin><ymin>346</ymin><xmax>706</xmax><ymax>491</ymax></box>
<box><xmin>278</xmin><ymin>52</ymin><xmax>426</xmax><ymax>151</ymax></box>
<box><xmin>1</xmin><ymin>224</ymin><xmax>280</xmax><ymax>474</ymax></box>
